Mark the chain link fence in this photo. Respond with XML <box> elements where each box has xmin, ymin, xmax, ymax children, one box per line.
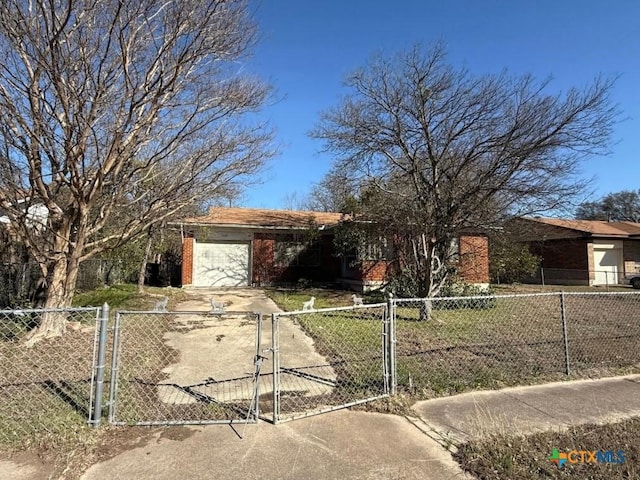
<box><xmin>562</xmin><ymin>292</ymin><xmax>640</xmax><ymax>372</ymax></box>
<box><xmin>269</xmin><ymin>304</ymin><xmax>389</xmax><ymax>423</ymax></box>
<box><xmin>391</xmin><ymin>292</ymin><xmax>640</xmax><ymax>398</ymax></box>
<box><xmin>1</xmin><ymin>291</ymin><xmax>639</xmax><ymax>442</ymax></box>
<box><xmin>108</xmin><ymin>310</ymin><xmax>262</xmax><ymax>426</ymax></box>
<box><xmin>520</xmin><ymin>267</ymin><xmax>640</xmax><ymax>289</ymax></box>
<box><xmin>0</xmin><ymin>307</ymin><xmax>102</xmax><ymax>448</ymax></box>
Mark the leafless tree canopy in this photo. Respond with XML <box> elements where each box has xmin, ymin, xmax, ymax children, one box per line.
<box><xmin>0</xmin><ymin>0</ymin><xmax>272</xmax><ymax>320</ymax></box>
<box><xmin>312</xmin><ymin>43</ymin><xmax>618</xmax><ymax>296</ymax></box>
<box><xmin>575</xmin><ymin>189</ymin><xmax>640</xmax><ymax>222</ymax></box>
<box><xmin>306</xmin><ymin>167</ymin><xmax>359</xmax><ymax>213</ymax></box>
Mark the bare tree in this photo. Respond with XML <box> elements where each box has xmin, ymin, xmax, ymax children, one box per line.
<box><xmin>281</xmin><ymin>191</ymin><xmax>309</xmax><ymax>211</ymax></box>
<box><xmin>0</xmin><ymin>0</ymin><xmax>273</xmax><ymax>341</ymax></box>
<box><xmin>312</xmin><ymin>43</ymin><xmax>618</xmax><ymax>297</ymax></box>
<box><xmin>306</xmin><ymin>166</ymin><xmax>360</xmax><ymax>213</ymax></box>
<box><xmin>575</xmin><ymin>189</ymin><xmax>640</xmax><ymax>222</ymax></box>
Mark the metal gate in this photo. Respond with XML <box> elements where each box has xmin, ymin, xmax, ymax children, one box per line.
<box><xmin>268</xmin><ymin>304</ymin><xmax>390</xmax><ymax>423</ymax></box>
<box><xmin>108</xmin><ymin>310</ymin><xmax>263</xmax><ymax>425</ymax></box>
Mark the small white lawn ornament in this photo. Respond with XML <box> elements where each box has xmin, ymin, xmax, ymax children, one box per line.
<box><xmin>210</xmin><ymin>298</ymin><xmax>226</xmax><ymax>313</ymax></box>
<box><xmin>153</xmin><ymin>296</ymin><xmax>168</xmax><ymax>312</ymax></box>
<box><xmin>352</xmin><ymin>294</ymin><xmax>364</xmax><ymax>306</ymax></box>
<box><xmin>302</xmin><ymin>296</ymin><xmax>315</xmax><ymax>311</ymax></box>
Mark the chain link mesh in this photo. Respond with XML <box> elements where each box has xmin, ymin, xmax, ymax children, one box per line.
<box><xmin>0</xmin><ymin>307</ymin><xmax>101</xmax><ymax>448</ymax></box>
<box><xmin>392</xmin><ymin>292</ymin><xmax>640</xmax><ymax>398</ymax></box>
<box><xmin>271</xmin><ymin>304</ymin><xmax>389</xmax><ymax>423</ymax></box>
<box><xmin>110</xmin><ymin>311</ymin><xmax>261</xmax><ymax>425</ymax></box>
<box><xmin>563</xmin><ymin>293</ymin><xmax>640</xmax><ymax>371</ymax></box>
<box><xmin>2</xmin><ymin>291</ymin><xmax>638</xmax><ymax>441</ymax></box>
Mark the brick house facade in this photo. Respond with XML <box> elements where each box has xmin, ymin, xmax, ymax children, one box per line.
<box><xmin>511</xmin><ymin>217</ymin><xmax>640</xmax><ymax>285</ymax></box>
<box><xmin>176</xmin><ymin>207</ymin><xmax>490</xmax><ymax>291</ymax></box>
<box><xmin>251</xmin><ymin>231</ymin><xmax>341</xmax><ymax>284</ymax></box>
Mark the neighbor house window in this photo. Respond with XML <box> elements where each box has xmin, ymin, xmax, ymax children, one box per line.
<box><xmin>275</xmin><ymin>233</ymin><xmax>321</xmax><ymax>266</ymax></box>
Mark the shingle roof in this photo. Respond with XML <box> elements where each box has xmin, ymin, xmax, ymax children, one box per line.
<box><xmin>180</xmin><ymin>207</ymin><xmax>348</xmax><ymax>229</ymax></box>
<box><xmin>528</xmin><ymin>217</ymin><xmax>640</xmax><ymax>237</ymax></box>
<box><xmin>613</xmin><ymin>221</ymin><xmax>640</xmax><ymax>235</ymax></box>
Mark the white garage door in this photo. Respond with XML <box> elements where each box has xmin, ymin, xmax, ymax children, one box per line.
<box><xmin>194</xmin><ymin>241</ymin><xmax>250</xmax><ymax>287</ymax></box>
<box><xmin>593</xmin><ymin>248</ymin><xmax>621</xmax><ymax>285</ymax></box>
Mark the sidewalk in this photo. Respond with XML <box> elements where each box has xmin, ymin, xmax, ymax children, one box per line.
<box><xmin>78</xmin><ymin>375</ymin><xmax>640</xmax><ymax>480</ymax></box>
<box><xmin>81</xmin><ymin>410</ymin><xmax>470</xmax><ymax>480</ymax></box>
<box><xmin>4</xmin><ymin>375</ymin><xmax>637</xmax><ymax>480</ymax></box>
<box><xmin>411</xmin><ymin>374</ymin><xmax>640</xmax><ymax>445</ymax></box>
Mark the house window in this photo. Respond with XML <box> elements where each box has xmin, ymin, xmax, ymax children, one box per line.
<box><xmin>358</xmin><ymin>235</ymin><xmax>393</xmax><ymax>261</ymax></box>
<box><xmin>275</xmin><ymin>234</ymin><xmax>321</xmax><ymax>267</ymax></box>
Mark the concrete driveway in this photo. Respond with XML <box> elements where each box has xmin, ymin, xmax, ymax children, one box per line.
<box><xmin>90</xmin><ymin>288</ymin><xmax>466</xmax><ymax>479</ymax></box>
<box><xmin>161</xmin><ymin>288</ymin><xmax>336</xmax><ymax>415</ymax></box>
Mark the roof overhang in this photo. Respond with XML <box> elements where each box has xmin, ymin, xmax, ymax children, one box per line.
<box><xmin>169</xmin><ymin>221</ymin><xmax>339</xmax><ymax>231</ymax></box>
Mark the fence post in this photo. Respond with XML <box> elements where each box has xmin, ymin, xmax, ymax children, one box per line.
<box><xmin>272</xmin><ymin>313</ymin><xmax>280</xmax><ymax>424</ymax></box>
<box><xmin>107</xmin><ymin>311</ymin><xmax>121</xmax><ymax>424</ymax></box>
<box><xmin>387</xmin><ymin>292</ymin><xmax>396</xmax><ymax>396</ymax></box>
<box><xmin>559</xmin><ymin>293</ymin><xmax>571</xmax><ymax>375</ymax></box>
<box><xmin>91</xmin><ymin>302</ymin><xmax>109</xmax><ymax>428</ymax></box>
<box><xmin>382</xmin><ymin>295</ymin><xmax>389</xmax><ymax>395</ymax></box>
<box><xmin>251</xmin><ymin>313</ymin><xmax>263</xmax><ymax>422</ymax></box>
<box><xmin>389</xmin><ymin>292</ymin><xmax>398</xmax><ymax>395</ymax></box>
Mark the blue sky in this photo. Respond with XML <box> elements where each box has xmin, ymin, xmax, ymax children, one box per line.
<box><xmin>244</xmin><ymin>0</ymin><xmax>640</xmax><ymax>210</ymax></box>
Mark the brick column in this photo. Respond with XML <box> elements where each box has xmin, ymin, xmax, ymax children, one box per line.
<box><xmin>181</xmin><ymin>237</ymin><xmax>195</xmax><ymax>286</ymax></box>
<box><xmin>458</xmin><ymin>235</ymin><xmax>490</xmax><ymax>284</ymax></box>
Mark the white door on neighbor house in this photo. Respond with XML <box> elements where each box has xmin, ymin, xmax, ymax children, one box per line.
<box><xmin>593</xmin><ymin>248</ymin><xmax>621</xmax><ymax>285</ymax></box>
<box><xmin>193</xmin><ymin>241</ymin><xmax>250</xmax><ymax>287</ymax></box>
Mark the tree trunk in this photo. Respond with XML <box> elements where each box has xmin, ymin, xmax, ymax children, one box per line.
<box><xmin>24</xmin><ymin>258</ymin><xmax>73</xmax><ymax>346</ymax></box>
<box><xmin>419</xmin><ymin>234</ymin><xmax>449</xmax><ymax>321</ymax></box>
<box><xmin>137</xmin><ymin>226</ymin><xmax>154</xmax><ymax>293</ymax></box>
<box><xmin>24</xmin><ymin>225</ymin><xmax>84</xmax><ymax>346</ymax></box>
<box><xmin>420</xmin><ymin>298</ymin><xmax>433</xmax><ymax>322</ymax></box>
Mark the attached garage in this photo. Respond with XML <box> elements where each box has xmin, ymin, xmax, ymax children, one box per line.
<box><xmin>512</xmin><ymin>217</ymin><xmax>640</xmax><ymax>287</ymax></box>
<box><xmin>193</xmin><ymin>241</ymin><xmax>250</xmax><ymax>287</ymax></box>
<box><xmin>592</xmin><ymin>240</ymin><xmax>623</xmax><ymax>286</ymax></box>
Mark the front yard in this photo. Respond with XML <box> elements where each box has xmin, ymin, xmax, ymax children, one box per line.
<box><xmin>263</xmin><ymin>287</ymin><xmax>376</xmax><ymax>311</ymax></box>
<box><xmin>265</xmin><ymin>286</ymin><xmax>640</xmax><ymax>399</ymax></box>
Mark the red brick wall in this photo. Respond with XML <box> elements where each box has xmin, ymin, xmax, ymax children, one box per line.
<box><xmin>358</xmin><ymin>261</ymin><xmax>389</xmax><ymax>282</ymax></box>
<box><xmin>181</xmin><ymin>237</ymin><xmax>194</xmax><ymax>286</ymax></box>
<box><xmin>529</xmin><ymin>238</ymin><xmax>589</xmax><ymax>270</ymax></box>
<box><xmin>357</xmin><ymin>236</ymin><xmax>490</xmax><ymax>285</ymax></box>
<box><xmin>251</xmin><ymin>232</ymin><xmax>340</xmax><ymax>285</ymax></box>
<box><xmin>458</xmin><ymin>235</ymin><xmax>490</xmax><ymax>283</ymax></box>
<box><xmin>252</xmin><ymin>233</ymin><xmax>276</xmax><ymax>285</ymax></box>
<box><xmin>527</xmin><ymin>238</ymin><xmax>591</xmax><ymax>283</ymax></box>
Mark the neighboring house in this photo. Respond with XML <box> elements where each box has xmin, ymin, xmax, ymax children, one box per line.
<box><xmin>0</xmin><ymin>197</ymin><xmax>48</xmax><ymax>262</ymax></box>
<box><xmin>511</xmin><ymin>217</ymin><xmax>640</xmax><ymax>285</ymax></box>
<box><xmin>175</xmin><ymin>207</ymin><xmax>490</xmax><ymax>291</ymax></box>
<box><xmin>0</xmin><ymin>200</ymin><xmax>48</xmax><ymax>228</ymax></box>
